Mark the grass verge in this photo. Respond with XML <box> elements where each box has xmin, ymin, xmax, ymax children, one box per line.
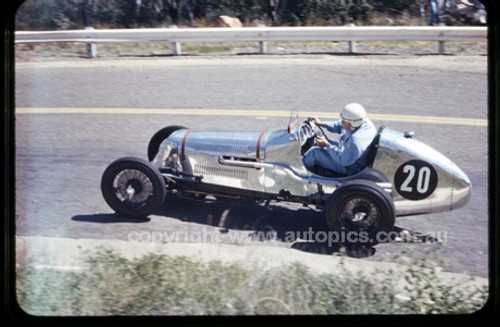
<box><xmin>16</xmin><ymin>248</ymin><xmax>487</xmax><ymax>315</ymax></box>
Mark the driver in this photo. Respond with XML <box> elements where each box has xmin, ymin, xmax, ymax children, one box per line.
<box><xmin>302</xmin><ymin>103</ymin><xmax>377</xmax><ymax>176</ymax></box>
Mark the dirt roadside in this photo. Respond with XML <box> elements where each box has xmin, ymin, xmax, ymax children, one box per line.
<box><xmin>14</xmin><ymin>38</ymin><xmax>487</xmax><ymax>72</ymax></box>
<box><xmin>14</xmin><ymin>52</ymin><xmax>488</xmax><ymax>76</ymax></box>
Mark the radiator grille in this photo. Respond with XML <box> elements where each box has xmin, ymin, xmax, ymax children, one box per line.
<box><xmin>194</xmin><ymin>164</ymin><xmax>248</xmax><ymax>180</ymax></box>
<box><xmin>192</xmin><ymin>143</ymin><xmax>252</xmax><ymax>155</ymax></box>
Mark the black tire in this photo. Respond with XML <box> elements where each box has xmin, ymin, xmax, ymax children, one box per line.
<box><xmin>325</xmin><ymin>180</ymin><xmax>395</xmax><ymax>245</ymax></box>
<box><xmin>147</xmin><ymin>125</ymin><xmax>186</xmax><ymax>161</ymax></box>
<box><xmin>101</xmin><ymin>157</ymin><xmax>166</xmax><ymax>218</ymax></box>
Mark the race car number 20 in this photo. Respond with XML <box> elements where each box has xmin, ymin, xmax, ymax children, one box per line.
<box><xmin>394</xmin><ymin>160</ymin><xmax>438</xmax><ymax>200</ymax></box>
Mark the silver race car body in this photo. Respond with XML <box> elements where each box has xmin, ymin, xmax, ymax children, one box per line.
<box><xmin>101</xmin><ymin>112</ymin><xmax>471</xmax><ymax>241</ymax></box>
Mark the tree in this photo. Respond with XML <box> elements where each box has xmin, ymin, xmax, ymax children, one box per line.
<box><xmin>14</xmin><ymin>0</ymin><xmax>448</xmax><ymax>30</ymax></box>
<box><xmin>16</xmin><ymin>0</ymin><xmax>81</xmax><ymax>30</ymax></box>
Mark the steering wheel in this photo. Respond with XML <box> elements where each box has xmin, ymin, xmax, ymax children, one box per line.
<box><xmin>299</xmin><ymin>118</ymin><xmax>330</xmax><ymax>144</ymax></box>
<box><xmin>298</xmin><ymin>118</ymin><xmax>332</xmax><ymax>155</ymax></box>
<box><xmin>298</xmin><ymin>121</ymin><xmax>315</xmax><ymax>146</ymax></box>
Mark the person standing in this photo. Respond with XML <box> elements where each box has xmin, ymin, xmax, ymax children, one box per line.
<box><xmin>427</xmin><ymin>0</ymin><xmax>441</xmax><ymax>25</ymax></box>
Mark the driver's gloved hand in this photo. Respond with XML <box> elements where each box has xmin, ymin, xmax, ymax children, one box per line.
<box><xmin>309</xmin><ymin>117</ymin><xmax>322</xmax><ymax>126</ymax></box>
<box><xmin>315</xmin><ymin>137</ymin><xmax>329</xmax><ymax>149</ymax></box>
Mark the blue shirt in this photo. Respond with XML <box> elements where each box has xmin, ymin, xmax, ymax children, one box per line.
<box><xmin>321</xmin><ymin>118</ymin><xmax>377</xmax><ymax>170</ymax></box>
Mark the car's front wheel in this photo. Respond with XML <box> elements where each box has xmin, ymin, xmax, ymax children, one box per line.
<box><xmin>325</xmin><ymin>180</ymin><xmax>395</xmax><ymax>245</ymax></box>
<box><xmin>101</xmin><ymin>157</ymin><xmax>166</xmax><ymax>218</ymax></box>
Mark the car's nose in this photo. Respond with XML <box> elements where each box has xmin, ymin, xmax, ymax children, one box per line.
<box><xmin>375</xmin><ymin>127</ymin><xmax>473</xmax><ymax>216</ymax></box>
<box><xmin>449</xmin><ymin>162</ymin><xmax>472</xmax><ymax>210</ymax></box>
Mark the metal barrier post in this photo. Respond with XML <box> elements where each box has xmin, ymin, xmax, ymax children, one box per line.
<box><xmin>85</xmin><ymin>27</ymin><xmax>97</xmax><ymax>58</ymax></box>
<box><xmin>439</xmin><ymin>40</ymin><xmax>446</xmax><ymax>55</ymax></box>
<box><xmin>259</xmin><ymin>41</ymin><xmax>267</xmax><ymax>54</ymax></box>
<box><xmin>348</xmin><ymin>41</ymin><xmax>357</xmax><ymax>54</ymax></box>
<box><xmin>347</xmin><ymin>24</ymin><xmax>357</xmax><ymax>54</ymax></box>
<box><xmin>172</xmin><ymin>42</ymin><xmax>182</xmax><ymax>55</ymax></box>
<box><xmin>257</xmin><ymin>24</ymin><xmax>267</xmax><ymax>54</ymax></box>
<box><xmin>170</xmin><ymin>25</ymin><xmax>182</xmax><ymax>55</ymax></box>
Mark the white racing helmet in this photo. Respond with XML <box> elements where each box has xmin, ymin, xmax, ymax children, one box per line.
<box><xmin>340</xmin><ymin>103</ymin><xmax>366</xmax><ymax>128</ymax></box>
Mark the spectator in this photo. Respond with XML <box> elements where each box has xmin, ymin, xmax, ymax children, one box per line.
<box><xmin>427</xmin><ymin>0</ymin><xmax>441</xmax><ymax>25</ymax></box>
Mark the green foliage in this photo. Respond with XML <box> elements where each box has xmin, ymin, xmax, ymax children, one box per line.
<box><xmin>16</xmin><ymin>248</ymin><xmax>487</xmax><ymax>315</ymax></box>
<box><xmin>400</xmin><ymin>255</ymin><xmax>489</xmax><ymax>314</ymax></box>
<box><xmin>279</xmin><ymin>0</ymin><xmax>373</xmax><ymax>25</ymax></box>
<box><xmin>372</xmin><ymin>0</ymin><xmax>424</xmax><ymax>15</ymax></box>
<box><xmin>15</xmin><ymin>0</ymin><xmax>430</xmax><ymax>30</ymax></box>
<box><xmin>16</xmin><ymin>0</ymin><xmax>81</xmax><ymax>30</ymax></box>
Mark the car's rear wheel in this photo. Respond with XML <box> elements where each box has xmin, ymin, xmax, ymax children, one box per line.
<box><xmin>101</xmin><ymin>157</ymin><xmax>166</xmax><ymax>218</ymax></box>
<box><xmin>147</xmin><ymin>125</ymin><xmax>186</xmax><ymax>161</ymax></box>
<box><xmin>325</xmin><ymin>180</ymin><xmax>395</xmax><ymax>245</ymax></box>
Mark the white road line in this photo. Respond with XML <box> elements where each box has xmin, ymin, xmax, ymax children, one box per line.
<box><xmin>15</xmin><ymin>107</ymin><xmax>487</xmax><ymax>127</ymax></box>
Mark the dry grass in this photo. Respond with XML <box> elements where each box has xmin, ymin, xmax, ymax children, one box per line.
<box><xmin>16</xmin><ymin>248</ymin><xmax>487</xmax><ymax>316</ymax></box>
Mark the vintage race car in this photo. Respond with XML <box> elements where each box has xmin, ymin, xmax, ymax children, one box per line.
<box><xmin>101</xmin><ymin>112</ymin><xmax>471</xmax><ymax>241</ymax></box>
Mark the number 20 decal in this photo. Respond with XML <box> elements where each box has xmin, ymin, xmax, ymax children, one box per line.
<box><xmin>394</xmin><ymin>160</ymin><xmax>438</xmax><ymax>200</ymax></box>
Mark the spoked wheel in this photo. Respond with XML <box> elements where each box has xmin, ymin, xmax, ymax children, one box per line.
<box><xmin>147</xmin><ymin>125</ymin><xmax>186</xmax><ymax>161</ymax></box>
<box><xmin>326</xmin><ymin>180</ymin><xmax>395</xmax><ymax>245</ymax></box>
<box><xmin>101</xmin><ymin>157</ymin><xmax>166</xmax><ymax>218</ymax></box>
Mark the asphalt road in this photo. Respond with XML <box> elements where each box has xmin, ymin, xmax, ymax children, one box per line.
<box><xmin>14</xmin><ymin>55</ymin><xmax>489</xmax><ymax>278</ymax></box>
